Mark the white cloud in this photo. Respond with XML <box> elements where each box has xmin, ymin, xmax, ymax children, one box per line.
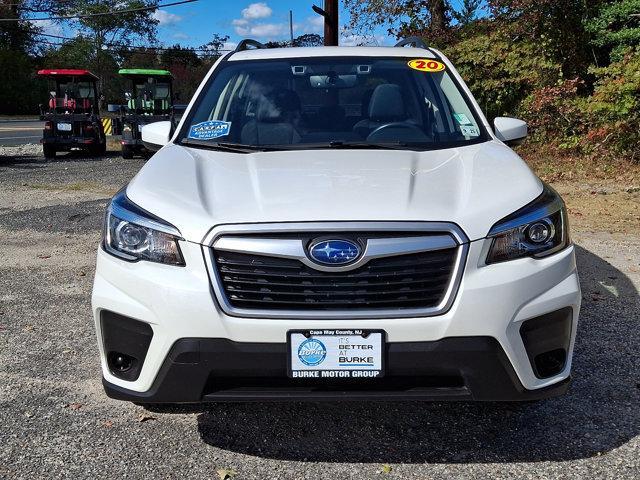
<box><xmin>152</xmin><ymin>10</ymin><xmax>183</xmax><ymax>26</ymax></box>
<box><xmin>234</xmin><ymin>22</ymin><xmax>287</xmax><ymax>38</ymax></box>
<box><xmin>241</xmin><ymin>2</ymin><xmax>272</xmax><ymax>20</ymax></box>
<box><xmin>306</xmin><ymin>15</ymin><xmax>324</xmax><ymax>33</ymax></box>
<box><xmin>340</xmin><ymin>33</ymin><xmax>386</xmax><ymax>47</ymax></box>
<box><xmin>223</xmin><ymin>41</ymin><xmax>238</xmax><ymax>51</ymax></box>
<box><xmin>172</xmin><ymin>32</ymin><xmax>190</xmax><ymax>40</ymax></box>
<box><xmin>232</xmin><ymin>18</ymin><xmax>249</xmax><ymax>27</ymax></box>
<box><xmin>30</xmin><ymin>19</ymin><xmax>63</xmax><ymax>37</ymax></box>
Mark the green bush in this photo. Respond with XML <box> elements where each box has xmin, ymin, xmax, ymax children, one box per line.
<box><xmin>444</xmin><ymin>29</ymin><xmax>561</xmax><ymax>121</ymax></box>
<box><xmin>577</xmin><ymin>49</ymin><xmax>640</xmax><ymax>156</ymax></box>
<box><xmin>521</xmin><ymin>48</ymin><xmax>640</xmax><ymax>157</ymax></box>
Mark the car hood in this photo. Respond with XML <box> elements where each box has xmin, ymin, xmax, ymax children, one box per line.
<box><xmin>127</xmin><ymin>140</ymin><xmax>542</xmax><ymax>243</ymax></box>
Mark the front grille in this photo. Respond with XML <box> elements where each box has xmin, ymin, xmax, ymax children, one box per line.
<box><xmin>212</xmin><ymin>248</ymin><xmax>458</xmax><ymax>311</ymax></box>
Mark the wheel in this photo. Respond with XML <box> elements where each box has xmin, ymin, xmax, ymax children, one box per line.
<box><xmin>121</xmin><ymin>144</ymin><xmax>134</xmax><ymax>159</ymax></box>
<box><xmin>43</xmin><ymin>144</ymin><xmax>56</xmax><ymax>159</ymax></box>
<box><xmin>89</xmin><ymin>140</ymin><xmax>106</xmax><ymax>157</ymax></box>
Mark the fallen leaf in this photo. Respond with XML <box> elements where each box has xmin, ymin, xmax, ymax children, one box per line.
<box><xmin>381</xmin><ymin>464</ymin><xmax>392</xmax><ymax>474</ymax></box>
<box><xmin>24</xmin><ymin>412</ymin><xmax>34</xmax><ymax>418</ymax></box>
<box><xmin>102</xmin><ymin>420</ymin><xmax>114</xmax><ymax>428</ymax></box>
<box><xmin>23</xmin><ymin>325</ymin><xmax>34</xmax><ymax>332</ymax></box>
<box><xmin>37</xmin><ymin>254</ymin><xmax>51</xmax><ymax>259</ymax></box>
<box><xmin>216</xmin><ymin>468</ymin><xmax>237</xmax><ymax>480</ymax></box>
<box><xmin>79</xmin><ymin>271</ymin><xmax>86</xmax><ymax>277</ymax></box>
<box><xmin>598</xmin><ymin>281</ymin><xmax>619</xmax><ymax>298</ymax></box>
<box><xmin>66</xmin><ymin>403</ymin><xmax>82</xmax><ymax>410</ymax></box>
<box><xmin>136</xmin><ymin>413</ymin><xmax>156</xmax><ymax>423</ymax></box>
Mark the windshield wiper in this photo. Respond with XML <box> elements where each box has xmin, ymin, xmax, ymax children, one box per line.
<box><xmin>180</xmin><ymin>138</ymin><xmax>274</xmax><ymax>153</ymax></box>
<box><xmin>326</xmin><ymin>141</ymin><xmax>413</xmax><ymax>150</ymax></box>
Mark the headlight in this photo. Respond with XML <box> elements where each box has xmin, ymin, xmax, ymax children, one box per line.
<box><xmin>103</xmin><ymin>189</ymin><xmax>185</xmax><ymax>266</ymax></box>
<box><xmin>486</xmin><ymin>184</ymin><xmax>570</xmax><ymax>264</ymax></box>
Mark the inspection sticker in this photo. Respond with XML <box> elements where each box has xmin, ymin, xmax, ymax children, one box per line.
<box><xmin>461</xmin><ymin>125</ymin><xmax>480</xmax><ymax>137</ymax></box>
<box><xmin>408</xmin><ymin>59</ymin><xmax>446</xmax><ymax>73</ymax></box>
<box><xmin>453</xmin><ymin>113</ymin><xmax>473</xmax><ymax>125</ymax></box>
<box><xmin>188</xmin><ymin>120</ymin><xmax>231</xmax><ymax>140</ymax></box>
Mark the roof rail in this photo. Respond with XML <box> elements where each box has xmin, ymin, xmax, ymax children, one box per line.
<box><xmin>394</xmin><ymin>37</ymin><xmax>429</xmax><ymax>50</ymax></box>
<box><xmin>234</xmin><ymin>39</ymin><xmax>267</xmax><ymax>53</ymax></box>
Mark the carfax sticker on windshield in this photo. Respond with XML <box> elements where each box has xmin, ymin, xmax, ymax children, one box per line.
<box><xmin>407</xmin><ymin>59</ymin><xmax>446</xmax><ymax>73</ymax></box>
<box><xmin>188</xmin><ymin>120</ymin><xmax>231</xmax><ymax>140</ymax></box>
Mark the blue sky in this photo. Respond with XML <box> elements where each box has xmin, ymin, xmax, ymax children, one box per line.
<box><xmin>151</xmin><ymin>0</ymin><xmax>392</xmax><ymax>49</ymax></box>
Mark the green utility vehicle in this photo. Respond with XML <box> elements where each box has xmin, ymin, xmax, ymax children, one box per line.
<box><xmin>118</xmin><ymin>69</ymin><xmax>173</xmax><ymax>158</ymax></box>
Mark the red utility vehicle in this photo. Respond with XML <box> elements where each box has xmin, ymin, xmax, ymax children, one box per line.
<box><xmin>38</xmin><ymin>69</ymin><xmax>106</xmax><ymax>159</ymax></box>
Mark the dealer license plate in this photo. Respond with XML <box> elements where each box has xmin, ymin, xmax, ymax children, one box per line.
<box><xmin>57</xmin><ymin>122</ymin><xmax>72</xmax><ymax>131</ymax></box>
<box><xmin>288</xmin><ymin>329</ymin><xmax>384</xmax><ymax>379</ymax></box>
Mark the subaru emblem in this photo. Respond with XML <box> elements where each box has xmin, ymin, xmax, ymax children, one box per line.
<box><xmin>308</xmin><ymin>239</ymin><xmax>361</xmax><ymax>266</ymax></box>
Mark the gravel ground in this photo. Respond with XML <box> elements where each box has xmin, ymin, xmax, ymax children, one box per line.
<box><xmin>0</xmin><ymin>148</ymin><xmax>638</xmax><ymax>479</ymax></box>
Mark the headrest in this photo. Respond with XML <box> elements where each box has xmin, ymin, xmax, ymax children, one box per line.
<box><xmin>368</xmin><ymin>84</ymin><xmax>405</xmax><ymax>120</ymax></box>
<box><xmin>257</xmin><ymin>89</ymin><xmax>301</xmax><ymax>122</ymax></box>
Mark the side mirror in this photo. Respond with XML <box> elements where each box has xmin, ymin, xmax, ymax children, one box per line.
<box><xmin>494</xmin><ymin>117</ymin><xmax>528</xmax><ymax>146</ymax></box>
<box><xmin>125</xmin><ymin>92</ymin><xmax>132</xmax><ymax>100</ymax></box>
<box><xmin>141</xmin><ymin>121</ymin><xmax>171</xmax><ymax>152</ymax></box>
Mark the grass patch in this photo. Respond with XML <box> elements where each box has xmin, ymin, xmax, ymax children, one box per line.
<box><xmin>517</xmin><ymin>143</ymin><xmax>640</xmax><ymax>185</ymax></box>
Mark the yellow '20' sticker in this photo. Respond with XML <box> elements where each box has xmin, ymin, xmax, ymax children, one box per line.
<box><xmin>408</xmin><ymin>59</ymin><xmax>446</xmax><ymax>72</ymax></box>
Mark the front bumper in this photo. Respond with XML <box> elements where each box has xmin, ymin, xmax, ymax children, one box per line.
<box><xmin>92</xmin><ymin>239</ymin><xmax>581</xmax><ymax>402</ymax></box>
<box><xmin>103</xmin><ymin>336</ymin><xmax>570</xmax><ymax>402</ymax></box>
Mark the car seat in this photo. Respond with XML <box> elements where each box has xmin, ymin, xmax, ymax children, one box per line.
<box><xmin>353</xmin><ymin>84</ymin><xmax>408</xmax><ymax>138</ymax></box>
<box><xmin>241</xmin><ymin>89</ymin><xmax>302</xmax><ymax>145</ymax></box>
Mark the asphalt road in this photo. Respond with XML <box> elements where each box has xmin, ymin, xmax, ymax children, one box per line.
<box><xmin>0</xmin><ymin>120</ymin><xmax>43</xmax><ymax>146</ymax></box>
<box><xmin>0</xmin><ymin>150</ymin><xmax>638</xmax><ymax>479</ymax></box>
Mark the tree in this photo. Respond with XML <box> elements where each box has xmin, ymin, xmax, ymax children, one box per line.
<box><xmin>486</xmin><ymin>0</ymin><xmax>593</xmax><ymax>78</ymax></box>
<box><xmin>0</xmin><ymin>1</ymin><xmax>53</xmax><ymax>113</ymax></box>
<box><xmin>264</xmin><ymin>34</ymin><xmax>323</xmax><ymax>49</ymax></box>
<box><xmin>159</xmin><ymin>45</ymin><xmax>205</xmax><ymax>102</ymax></box>
<box><xmin>51</xmin><ymin>1</ymin><xmax>160</xmax><ymax>92</ymax></box>
<box><xmin>292</xmin><ymin>33</ymin><xmax>323</xmax><ymax>47</ymax></box>
<box><xmin>199</xmin><ymin>33</ymin><xmax>230</xmax><ymax>61</ymax></box>
<box><xmin>60</xmin><ymin>0</ymin><xmax>159</xmax><ymax>49</ymax></box>
<box><xmin>585</xmin><ymin>0</ymin><xmax>640</xmax><ymax>62</ymax></box>
<box><xmin>453</xmin><ymin>0</ymin><xmax>482</xmax><ymax>26</ymax></box>
<box><xmin>344</xmin><ymin>0</ymin><xmax>452</xmax><ymax>45</ymax></box>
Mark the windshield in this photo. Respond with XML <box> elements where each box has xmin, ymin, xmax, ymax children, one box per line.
<box><xmin>178</xmin><ymin>56</ymin><xmax>487</xmax><ymax>150</ymax></box>
<box><xmin>127</xmin><ymin>77</ymin><xmax>172</xmax><ymax>113</ymax></box>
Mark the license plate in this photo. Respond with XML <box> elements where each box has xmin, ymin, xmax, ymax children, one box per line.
<box><xmin>57</xmin><ymin>123</ymin><xmax>72</xmax><ymax>131</ymax></box>
<box><xmin>288</xmin><ymin>329</ymin><xmax>384</xmax><ymax>379</ymax></box>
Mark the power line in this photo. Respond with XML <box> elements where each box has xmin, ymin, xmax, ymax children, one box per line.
<box><xmin>35</xmin><ymin>32</ymin><xmax>230</xmax><ymax>52</ymax></box>
<box><xmin>36</xmin><ymin>36</ymin><xmax>231</xmax><ymax>54</ymax></box>
<box><xmin>0</xmin><ymin>0</ymin><xmax>198</xmax><ymax>22</ymax></box>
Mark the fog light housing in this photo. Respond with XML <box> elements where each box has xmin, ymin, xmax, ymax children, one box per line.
<box><xmin>101</xmin><ymin>311</ymin><xmax>153</xmax><ymax>381</ymax></box>
<box><xmin>520</xmin><ymin>307</ymin><xmax>572</xmax><ymax>379</ymax></box>
<box><xmin>107</xmin><ymin>351</ymin><xmax>134</xmax><ymax>373</ymax></box>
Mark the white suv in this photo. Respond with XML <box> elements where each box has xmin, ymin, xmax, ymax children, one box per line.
<box><xmin>92</xmin><ymin>38</ymin><xmax>580</xmax><ymax>403</ymax></box>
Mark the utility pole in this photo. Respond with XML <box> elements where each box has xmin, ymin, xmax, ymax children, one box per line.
<box><xmin>312</xmin><ymin>0</ymin><xmax>339</xmax><ymax>46</ymax></box>
<box><xmin>289</xmin><ymin>10</ymin><xmax>294</xmax><ymax>44</ymax></box>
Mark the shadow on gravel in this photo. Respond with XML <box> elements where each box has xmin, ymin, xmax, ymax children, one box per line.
<box><xmin>0</xmin><ymin>151</ymin><xmax>120</xmax><ymax>169</ymax></box>
<box><xmin>0</xmin><ymin>199</ymin><xmax>108</xmax><ymax>234</ymax></box>
<box><xmin>195</xmin><ymin>245</ymin><xmax>639</xmax><ymax>463</ymax></box>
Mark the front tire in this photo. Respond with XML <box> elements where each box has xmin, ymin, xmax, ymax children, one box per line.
<box><xmin>89</xmin><ymin>140</ymin><xmax>107</xmax><ymax>157</ymax></box>
<box><xmin>43</xmin><ymin>144</ymin><xmax>56</xmax><ymax>159</ymax></box>
<box><xmin>121</xmin><ymin>144</ymin><xmax>134</xmax><ymax>159</ymax></box>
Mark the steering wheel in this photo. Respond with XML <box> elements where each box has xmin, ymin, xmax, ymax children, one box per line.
<box><xmin>367</xmin><ymin>122</ymin><xmax>427</xmax><ymax>142</ymax></box>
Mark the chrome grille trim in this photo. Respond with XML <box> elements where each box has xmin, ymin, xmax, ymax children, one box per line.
<box><xmin>203</xmin><ymin>222</ymin><xmax>469</xmax><ymax>319</ymax></box>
